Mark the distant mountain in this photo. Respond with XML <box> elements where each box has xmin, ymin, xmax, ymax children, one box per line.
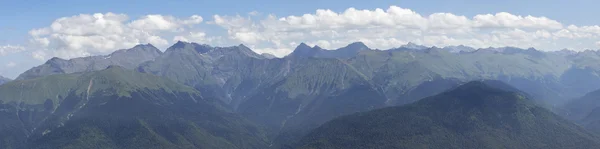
<box><xmin>553</xmin><ymin>49</ymin><xmax>578</xmax><ymax>56</ymax></box>
<box><xmin>261</xmin><ymin>53</ymin><xmax>278</xmax><ymax>59</ymax></box>
<box><xmin>133</xmin><ymin>41</ymin><xmax>600</xmax><ymax>147</ymax></box>
<box><xmin>0</xmin><ymin>66</ymin><xmax>269</xmax><ymax>149</ymax></box>
<box><xmin>0</xmin><ymin>75</ymin><xmax>10</xmax><ymax>85</ymax></box>
<box><xmin>296</xmin><ymin>81</ymin><xmax>600</xmax><ymax>149</ymax></box>
<box><xmin>561</xmin><ymin>89</ymin><xmax>600</xmax><ymax>134</ymax></box>
<box><xmin>386</xmin><ymin>42</ymin><xmax>431</xmax><ymax>52</ymax></box>
<box><xmin>443</xmin><ymin>45</ymin><xmax>476</xmax><ymax>53</ymax></box>
<box><xmin>469</xmin><ymin>47</ymin><xmax>546</xmax><ymax>58</ymax></box>
<box><xmin>287</xmin><ymin>43</ymin><xmax>321</xmax><ymax>58</ymax></box>
<box><xmin>16</xmin><ymin>44</ymin><xmax>162</xmax><ymax>80</ymax></box>
<box><xmin>401</xmin><ymin>42</ymin><xmax>429</xmax><ymax>50</ymax></box>
<box><xmin>287</xmin><ymin>42</ymin><xmax>371</xmax><ymax>58</ymax></box>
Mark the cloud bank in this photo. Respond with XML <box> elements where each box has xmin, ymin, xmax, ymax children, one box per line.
<box><xmin>212</xmin><ymin>6</ymin><xmax>600</xmax><ymax>56</ymax></box>
<box><xmin>7</xmin><ymin>5</ymin><xmax>600</xmax><ymax>61</ymax></box>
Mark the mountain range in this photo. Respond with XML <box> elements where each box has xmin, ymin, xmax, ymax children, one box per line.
<box><xmin>5</xmin><ymin>41</ymin><xmax>600</xmax><ymax>148</ymax></box>
<box><xmin>16</xmin><ymin>44</ymin><xmax>162</xmax><ymax>80</ymax></box>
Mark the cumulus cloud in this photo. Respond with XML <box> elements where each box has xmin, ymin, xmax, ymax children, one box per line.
<box><xmin>0</xmin><ymin>45</ymin><xmax>25</xmax><ymax>56</ymax></box>
<box><xmin>472</xmin><ymin>12</ymin><xmax>563</xmax><ymax>30</ymax></box>
<box><xmin>17</xmin><ymin>5</ymin><xmax>600</xmax><ymax>59</ymax></box>
<box><xmin>210</xmin><ymin>5</ymin><xmax>600</xmax><ymax>56</ymax></box>
<box><xmin>5</xmin><ymin>62</ymin><xmax>16</xmax><ymax>68</ymax></box>
<box><xmin>28</xmin><ymin>13</ymin><xmax>203</xmax><ymax>60</ymax></box>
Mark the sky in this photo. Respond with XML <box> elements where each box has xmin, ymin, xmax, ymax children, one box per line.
<box><xmin>1</xmin><ymin>0</ymin><xmax>600</xmax><ymax>78</ymax></box>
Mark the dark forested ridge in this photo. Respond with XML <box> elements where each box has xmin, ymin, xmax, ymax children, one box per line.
<box><xmin>562</xmin><ymin>88</ymin><xmax>600</xmax><ymax>134</ymax></box>
<box><xmin>296</xmin><ymin>81</ymin><xmax>600</xmax><ymax>149</ymax></box>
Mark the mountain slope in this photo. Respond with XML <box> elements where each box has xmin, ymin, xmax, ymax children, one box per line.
<box><xmin>287</xmin><ymin>42</ymin><xmax>371</xmax><ymax>59</ymax></box>
<box><xmin>0</xmin><ymin>75</ymin><xmax>10</xmax><ymax>85</ymax></box>
<box><xmin>561</xmin><ymin>89</ymin><xmax>600</xmax><ymax>134</ymax></box>
<box><xmin>0</xmin><ymin>66</ymin><xmax>269</xmax><ymax>149</ymax></box>
<box><xmin>296</xmin><ymin>81</ymin><xmax>600</xmax><ymax>149</ymax></box>
<box><xmin>235</xmin><ymin>58</ymin><xmax>386</xmax><ymax>146</ymax></box>
<box><xmin>16</xmin><ymin>44</ymin><xmax>162</xmax><ymax>80</ymax></box>
<box><xmin>347</xmin><ymin>47</ymin><xmax>577</xmax><ymax>106</ymax></box>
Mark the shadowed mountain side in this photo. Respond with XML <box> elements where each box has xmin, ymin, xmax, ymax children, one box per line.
<box><xmin>296</xmin><ymin>81</ymin><xmax>600</xmax><ymax>149</ymax></box>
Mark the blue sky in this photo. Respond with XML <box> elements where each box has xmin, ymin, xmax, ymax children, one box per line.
<box><xmin>1</xmin><ymin>0</ymin><xmax>600</xmax><ymax>78</ymax></box>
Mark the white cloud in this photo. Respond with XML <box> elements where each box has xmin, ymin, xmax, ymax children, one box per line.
<box><xmin>210</xmin><ymin>5</ymin><xmax>600</xmax><ymax>56</ymax></box>
<box><xmin>17</xmin><ymin>5</ymin><xmax>600</xmax><ymax>59</ymax></box>
<box><xmin>472</xmin><ymin>12</ymin><xmax>563</xmax><ymax>30</ymax></box>
<box><xmin>0</xmin><ymin>45</ymin><xmax>25</xmax><ymax>56</ymax></box>
<box><xmin>128</xmin><ymin>14</ymin><xmax>203</xmax><ymax>31</ymax></box>
<box><xmin>5</xmin><ymin>62</ymin><xmax>16</xmax><ymax>68</ymax></box>
<box><xmin>32</xmin><ymin>50</ymin><xmax>48</xmax><ymax>61</ymax></box>
<box><xmin>248</xmin><ymin>11</ymin><xmax>260</xmax><ymax>16</ymax></box>
<box><xmin>28</xmin><ymin>13</ymin><xmax>204</xmax><ymax>60</ymax></box>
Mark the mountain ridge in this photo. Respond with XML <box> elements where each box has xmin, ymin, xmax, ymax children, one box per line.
<box><xmin>296</xmin><ymin>81</ymin><xmax>600</xmax><ymax>149</ymax></box>
<box><xmin>16</xmin><ymin>43</ymin><xmax>162</xmax><ymax>80</ymax></box>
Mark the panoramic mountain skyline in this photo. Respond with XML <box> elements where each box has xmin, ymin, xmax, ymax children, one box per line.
<box><xmin>2</xmin><ymin>0</ymin><xmax>600</xmax><ymax>78</ymax></box>
<box><xmin>5</xmin><ymin>1</ymin><xmax>600</xmax><ymax>149</ymax></box>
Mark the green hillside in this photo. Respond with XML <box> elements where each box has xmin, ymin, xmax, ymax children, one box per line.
<box><xmin>0</xmin><ymin>66</ymin><xmax>269</xmax><ymax>149</ymax></box>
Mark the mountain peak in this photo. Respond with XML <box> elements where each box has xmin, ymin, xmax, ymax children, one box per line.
<box><xmin>231</xmin><ymin>44</ymin><xmax>261</xmax><ymax>58</ymax></box>
<box><xmin>236</xmin><ymin>44</ymin><xmax>255</xmax><ymax>53</ymax></box>
<box><xmin>238</xmin><ymin>44</ymin><xmax>249</xmax><ymax>49</ymax></box>
<box><xmin>133</xmin><ymin>43</ymin><xmax>155</xmax><ymax>49</ymax></box>
<box><xmin>313</xmin><ymin>45</ymin><xmax>323</xmax><ymax>50</ymax></box>
<box><xmin>289</xmin><ymin>43</ymin><xmax>323</xmax><ymax>58</ymax></box>
<box><xmin>113</xmin><ymin>43</ymin><xmax>162</xmax><ymax>56</ymax></box>
<box><xmin>297</xmin><ymin>42</ymin><xmax>311</xmax><ymax>49</ymax></box>
<box><xmin>165</xmin><ymin>41</ymin><xmax>214</xmax><ymax>54</ymax></box>
<box><xmin>401</xmin><ymin>42</ymin><xmax>429</xmax><ymax>50</ymax></box>
<box><xmin>44</xmin><ymin>57</ymin><xmax>68</xmax><ymax>65</ymax></box>
<box><xmin>452</xmin><ymin>80</ymin><xmax>525</xmax><ymax>95</ymax></box>
<box><xmin>421</xmin><ymin>80</ymin><xmax>534</xmax><ymax>108</ymax></box>
<box><xmin>343</xmin><ymin>42</ymin><xmax>369</xmax><ymax>50</ymax></box>
<box><xmin>298</xmin><ymin>79</ymin><xmax>598</xmax><ymax>148</ymax></box>
<box><xmin>167</xmin><ymin>40</ymin><xmax>191</xmax><ymax>51</ymax></box>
